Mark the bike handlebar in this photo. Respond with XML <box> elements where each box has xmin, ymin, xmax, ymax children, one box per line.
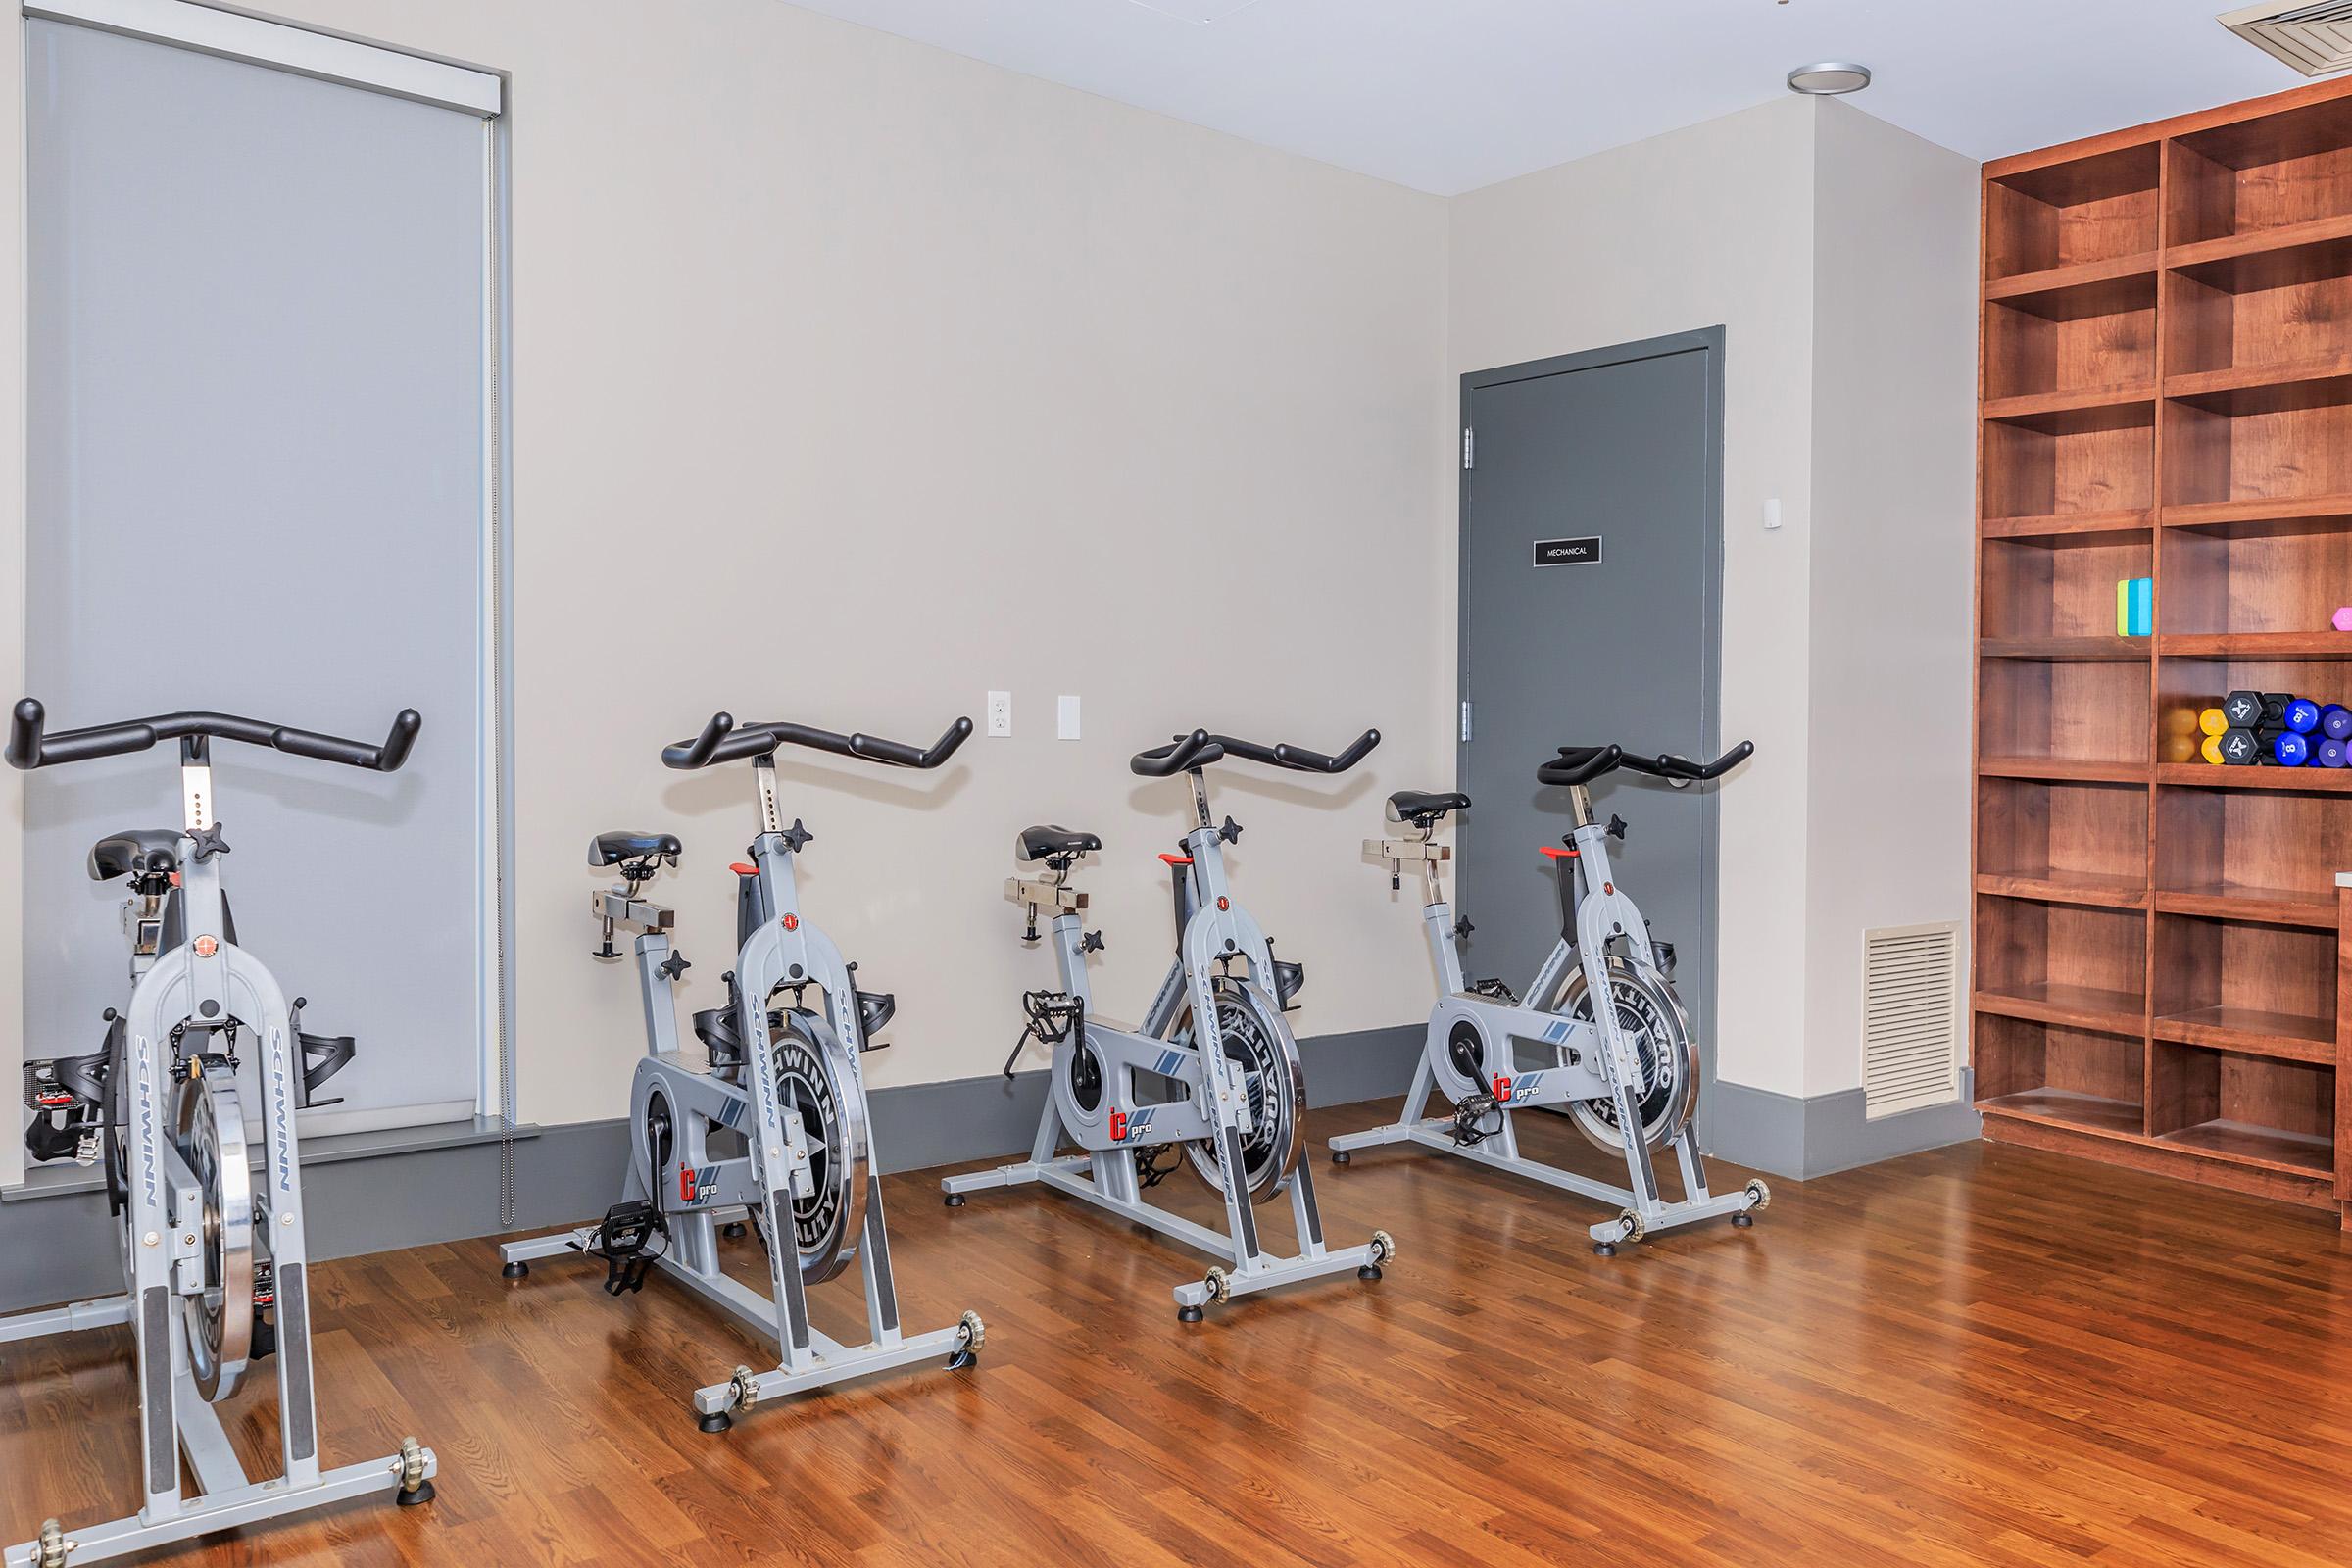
<box><xmin>1537</xmin><ymin>744</ymin><xmax>1622</xmax><ymax>788</ymax></box>
<box><xmin>1131</xmin><ymin>729</ymin><xmax>1227</xmax><ymax>776</ymax></box>
<box><xmin>1132</xmin><ymin>727</ymin><xmax>1380</xmax><ymax>777</ymax></box>
<box><xmin>662</xmin><ymin>711</ymin><xmax>973</xmax><ymax>771</ymax></box>
<box><xmin>1539</xmin><ymin>739</ymin><xmax>1753</xmax><ymax>788</ymax></box>
<box><xmin>7</xmin><ymin>699</ymin><xmax>421</xmax><ymax>773</ymax></box>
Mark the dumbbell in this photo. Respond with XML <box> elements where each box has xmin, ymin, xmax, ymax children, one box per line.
<box><xmin>2285</xmin><ymin>697</ymin><xmax>2322</xmax><ymax>735</ymax></box>
<box><xmin>2199</xmin><ymin>708</ymin><xmax>2231</xmax><ymax>738</ymax></box>
<box><xmin>2222</xmin><ymin>689</ymin><xmax>2296</xmax><ymax>728</ymax></box>
<box><xmin>2322</xmin><ymin>737</ymin><xmax>2349</xmax><ymax>769</ymax></box>
<box><xmin>2220</xmin><ymin>727</ymin><xmax>2263</xmax><ymax>764</ymax></box>
<box><xmin>2277</xmin><ymin>730</ymin><xmax>2313</xmax><ymax>766</ymax></box>
<box><xmin>2324</xmin><ymin>704</ymin><xmax>2352</xmax><ymax>742</ymax></box>
<box><xmin>2201</xmin><ymin>734</ymin><xmax>2226</xmax><ymax>765</ymax></box>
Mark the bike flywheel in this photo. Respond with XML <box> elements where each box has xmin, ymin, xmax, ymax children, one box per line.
<box><xmin>175</xmin><ymin>1059</ymin><xmax>256</xmax><ymax>1401</ymax></box>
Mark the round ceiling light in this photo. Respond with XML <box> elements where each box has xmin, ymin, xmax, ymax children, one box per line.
<box><xmin>1787</xmin><ymin>62</ymin><xmax>1872</xmax><ymax>95</ymax></box>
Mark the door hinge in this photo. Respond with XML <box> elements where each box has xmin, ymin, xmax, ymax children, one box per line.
<box><xmin>1460</xmin><ymin>701</ymin><xmax>1473</xmax><ymax>742</ymax></box>
<box><xmin>1462</xmin><ymin>426</ymin><xmax>1474</xmax><ymax>470</ymax></box>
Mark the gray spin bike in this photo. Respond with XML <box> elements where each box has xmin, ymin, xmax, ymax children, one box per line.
<box><xmin>500</xmin><ymin>710</ymin><xmax>985</xmax><ymax>1430</ymax></box>
<box><xmin>1</xmin><ymin>699</ymin><xmax>435</xmax><ymax>1568</ymax></box>
<box><xmin>945</xmin><ymin>726</ymin><xmax>1396</xmax><ymax>1321</ymax></box>
<box><xmin>1332</xmin><ymin>738</ymin><xmax>1769</xmax><ymax>1252</ymax></box>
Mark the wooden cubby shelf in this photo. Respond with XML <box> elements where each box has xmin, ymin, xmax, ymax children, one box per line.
<box><xmin>1980</xmin><ymin>80</ymin><xmax>2352</xmax><ymax>1228</ymax></box>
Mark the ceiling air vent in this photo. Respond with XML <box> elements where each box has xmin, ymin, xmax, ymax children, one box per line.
<box><xmin>2222</xmin><ymin>2</ymin><xmax>2352</xmax><ymax>76</ymax></box>
<box><xmin>1862</xmin><ymin>922</ymin><xmax>1962</xmax><ymax>1120</ymax></box>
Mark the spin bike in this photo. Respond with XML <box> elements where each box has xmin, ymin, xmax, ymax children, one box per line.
<box><xmin>1331</xmin><ymin>738</ymin><xmax>1769</xmax><ymax>1253</ymax></box>
<box><xmin>944</xmin><ymin>726</ymin><xmax>1396</xmax><ymax>1321</ymax></box>
<box><xmin>500</xmin><ymin>710</ymin><xmax>985</xmax><ymax>1430</ymax></box>
<box><xmin>1</xmin><ymin>700</ymin><xmax>435</xmax><ymax>1568</ymax></box>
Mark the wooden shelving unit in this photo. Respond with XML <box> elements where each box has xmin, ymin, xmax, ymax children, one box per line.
<box><xmin>1976</xmin><ymin>80</ymin><xmax>2352</xmax><ymax>1227</ymax></box>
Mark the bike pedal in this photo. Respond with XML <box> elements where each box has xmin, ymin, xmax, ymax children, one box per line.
<box><xmin>596</xmin><ymin>1200</ymin><xmax>663</xmax><ymax>1295</ymax></box>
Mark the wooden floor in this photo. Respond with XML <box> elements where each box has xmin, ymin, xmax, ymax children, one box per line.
<box><xmin>7</xmin><ymin>1100</ymin><xmax>2352</xmax><ymax>1566</ymax></box>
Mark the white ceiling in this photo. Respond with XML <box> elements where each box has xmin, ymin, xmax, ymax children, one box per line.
<box><xmin>783</xmin><ymin>0</ymin><xmax>2309</xmax><ymax>194</ymax></box>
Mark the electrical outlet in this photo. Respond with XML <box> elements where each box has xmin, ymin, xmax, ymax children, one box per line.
<box><xmin>1057</xmin><ymin>695</ymin><xmax>1080</xmax><ymax>740</ymax></box>
<box><xmin>987</xmin><ymin>691</ymin><xmax>1012</xmax><ymax>737</ymax></box>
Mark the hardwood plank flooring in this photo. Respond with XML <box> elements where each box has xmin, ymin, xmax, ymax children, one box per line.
<box><xmin>7</xmin><ymin>1100</ymin><xmax>2352</xmax><ymax>1565</ymax></box>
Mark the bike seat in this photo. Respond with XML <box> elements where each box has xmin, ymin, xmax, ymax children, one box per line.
<box><xmin>589</xmin><ymin>830</ymin><xmax>682</xmax><ymax>867</ymax></box>
<box><xmin>1017</xmin><ymin>824</ymin><xmax>1102</xmax><ymax>862</ymax></box>
<box><xmin>87</xmin><ymin>828</ymin><xmax>179</xmax><ymax>883</ymax></box>
<box><xmin>1388</xmin><ymin>790</ymin><xmax>1470</xmax><ymax>823</ymax></box>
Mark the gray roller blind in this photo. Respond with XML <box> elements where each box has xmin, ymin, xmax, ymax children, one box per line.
<box><xmin>24</xmin><ymin>17</ymin><xmax>499</xmax><ymax>1129</ymax></box>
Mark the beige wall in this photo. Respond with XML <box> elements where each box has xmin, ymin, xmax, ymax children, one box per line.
<box><xmin>1446</xmin><ymin>95</ymin><xmax>1980</xmax><ymax>1103</ymax></box>
<box><xmin>1804</xmin><ymin>100</ymin><xmax>1980</xmax><ymax>1097</ymax></box>
<box><xmin>0</xmin><ymin>6</ymin><xmax>1984</xmax><ymax>1163</ymax></box>
<box><xmin>2</xmin><ymin>0</ymin><xmax>1451</xmax><ymax>1133</ymax></box>
<box><xmin>1447</xmin><ymin>96</ymin><xmax>1822</xmax><ymax>1097</ymax></box>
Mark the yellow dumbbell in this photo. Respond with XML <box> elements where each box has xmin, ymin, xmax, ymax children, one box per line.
<box><xmin>2201</xmin><ymin>733</ymin><xmax>2225</xmax><ymax>765</ymax></box>
<box><xmin>2199</xmin><ymin>707</ymin><xmax>2230</xmax><ymax>737</ymax></box>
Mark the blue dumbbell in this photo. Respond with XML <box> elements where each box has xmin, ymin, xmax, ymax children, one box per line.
<box><xmin>2322</xmin><ymin>738</ymin><xmax>2349</xmax><ymax>768</ymax></box>
<box><xmin>2277</xmin><ymin>730</ymin><xmax>2312</xmax><ymax>766</ymax></box>
<box><xmin>2324</xmin><ymin>705</ymin><xmax>2352</xmax><ymax>742</ymax></box>
<box><xmin>2285</xmin><ymin>697</ymin><xmax>2322</xmax><ymax>734</ymax></box>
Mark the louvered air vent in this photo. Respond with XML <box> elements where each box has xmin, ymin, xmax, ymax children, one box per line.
<box><xmin>2222</xmin><ymin>2</ymin><xmax>2352</xmax><ymax>76</ymax></box>
<box><xmin>1862</xmin><ymin>922</ymin><xmax>1962</xmax><ymax>1119</ymax></box>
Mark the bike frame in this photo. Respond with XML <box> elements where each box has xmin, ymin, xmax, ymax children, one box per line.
<box><xmin>1333</xmin><ymin>777</ymin><xmax>1757</xmax><ymax>1248</ymax></box>
<box><xmin>3</xmin><ymin>734</ymin><xmax>432</xmax><ymax>1568</ymax></box>
<box><xmin>945</xmin><ymin>764</ymin><xmax>1384</xmax><ymax>1315</ymax></box>
<box><xmin>500</xmin><ymin>753</ymin><xmax>971</xmax><ymax>1422</ymax></box>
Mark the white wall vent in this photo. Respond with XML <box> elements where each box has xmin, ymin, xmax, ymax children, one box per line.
<box><xmin>2222</xmin><ymin>3</ymin><xmax>2352</xmax><ymax>76</ymax></box>
<box><xmin>1862</xmin><ymin>922</ymin><xmax>1962</xmax><ymax>1119</ymax></box>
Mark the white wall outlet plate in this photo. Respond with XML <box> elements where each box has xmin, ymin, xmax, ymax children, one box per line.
<box><xmin>1057</xmin><ymin>695</ymin><xmax>1080</xmax><ymax>740</ymax></box>
<box><xmin>987</xmin><ymin>691</ymin><xmax>1012</xmax><ymax>737</ymax></box>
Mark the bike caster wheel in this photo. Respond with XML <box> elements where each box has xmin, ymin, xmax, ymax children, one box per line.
<box><xmin>945</xmin><ymin>1192</ymin><xmax>966</xmax><ymax>1207</ymax></box>
<box><xmin>1360</xmin><ymin>1227</ymin><xmax>1394</xmax><ymax>1279</ymax></box>
<box><xmin>698</xmin><ymin>1410</ymin><xmax>733</xmax><ymax>1434</ymax></box>
<box><xmin>1743</xmin><ymin>1178</ymin><xmax>1772</xmax><ymax>1213</ymax></box>
<box><xmin>395</xmin><ymin>1437</ymin><xmax>434</xmax><ymax>1505</ymax></box>
<box><xmin>947</xmin><ymin>1308</ymin><xmax>985</xmax><ymax>1369</ymax></box>
<box><xmin>722</xmin><ymin>1221</ymin><xmax>748</xmax><ymax>1239</ymax></box>
<box><xmin>1331</xmin><ymin>1149</ymin><xmax>1351</xmax><ymax>1166</ymax></box>
<box><xmin>501</xmin><ymin>1260</ymin><xmax>528</xmax><ymax>1279</ymax></box>
<box><xmin>34</xmin><ymin>1518</ymin><xmax>66</xmax><ymax>1568</ymax></box>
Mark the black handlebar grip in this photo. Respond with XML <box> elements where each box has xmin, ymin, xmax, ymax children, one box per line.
<box><xmin>375</xmin><ymin>709</ymin><xmax>423</xmax><ymax>772</ymax></box>
<box><xmin>1698</xmin><ymin>740</ymin><xmax>1756</xmax><ymax>778</ymax></box>
<box><xmin>1538</xmin><ymin>744</ymin><xmax>1623</xmax><ymax>788</ymax></box>
<box><xmin>848</xmin><ymin>716</ymin><xmax>974</xmax><ymax>769</ymax></box>
<box><xmin>1132</xmin><ymin>729</ymin><xmax>1221</xmax><ymax>777</ymax></box>
<box><xmin>663</xmin><ymin>711</ymin><xmax>736</xmax><ymax>770</ymax></box>
<box><xmin>1275</xmin><ymin>728</ymin><xmax>1382</xmax><ymax>774</ymax></box>
<box><xmin>7</xmin><ymin>699</ymin><xmax>44</xmax><ymax>770</ymax></box>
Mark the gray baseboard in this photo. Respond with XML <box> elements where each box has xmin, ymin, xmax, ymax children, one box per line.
<box><xmin>0</xmin><ymin>1118</ymin><xmax>632</xmax><ymax>1315</ymax></box>
<box><xmin>0</xmin><ymin>1024</ymin><xmax>1424</xmax><ymax>1314</ymax></box>
<box><xmin>1706</xmin><ymin>1069</ymin><xmax>1981</xmax><ymax>1180</ymax></box>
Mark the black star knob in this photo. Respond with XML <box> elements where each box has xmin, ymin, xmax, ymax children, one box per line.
<box><xmin>780</xmin><ymin>818</ymin><xmax>816</xmax><ymax>854</ymax></box>
<box><xmin>658</xmin><ymin>953</ymin><xmax>691</xmax><ymax>982</ymax></box>
<box><xmin>187</xmin><ymin>823</ymin><xmax>230</xmax><ymax>862</ymax></box>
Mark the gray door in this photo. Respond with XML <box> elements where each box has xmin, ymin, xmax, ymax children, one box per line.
<box><xmin>1457</xmin><ymin>331</ymin><xmax>1725</xmax><ymax>1072</ymax></box>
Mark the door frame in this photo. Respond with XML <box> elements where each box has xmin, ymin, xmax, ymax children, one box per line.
<box><xmin>1456</xmin><ymin>325</ymin><xmax>1728</xmax><ymax>1097</ymax></box>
